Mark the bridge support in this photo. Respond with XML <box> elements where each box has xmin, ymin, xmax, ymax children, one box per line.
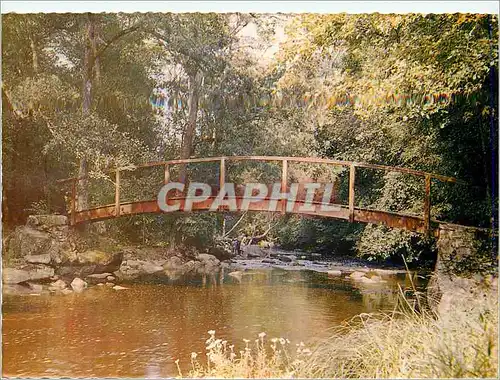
<box><xmin>429</xmin><ymin>224</ymin><xmax>495</xmax><ymax>312</ymax></box>
<box><xmin>429</xmin><ymin>224</ymin><xmax>497</xmax><ymax>315</ymax></box>
<box><xmin>435</xmin><ymin>224</ymin><xmax>483</xmax><ymax>277</ymax></box>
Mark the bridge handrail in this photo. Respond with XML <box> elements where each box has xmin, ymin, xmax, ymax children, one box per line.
<box><xmin>56</xmin><ymin>155</ymin><xmax>461</xmax><ymax>184</ymax></box>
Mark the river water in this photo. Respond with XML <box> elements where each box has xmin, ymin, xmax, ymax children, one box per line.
<box><xmin>2</xmin><ymin>268</ymin><xmax>421</xmax><ymax>378</ymax></box>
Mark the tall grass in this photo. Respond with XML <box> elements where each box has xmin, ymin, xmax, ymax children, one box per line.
<box><xmin>179</xmin><ymin>286</ymin><xmax>498</xmax><ymax>378</ymax></box>
<box><xmin>296</xmin><ymin>289</ymin><xmax>498</xmax><ymax>378</ymax></box>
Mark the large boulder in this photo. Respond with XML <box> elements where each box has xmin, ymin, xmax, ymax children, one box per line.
<box><xmin>77</xmin><ymin>250</ymin><xmax>122</xmax><ymax>267</ymax></box>
<box><xmin>116</xmin><ymin>258</ymin><xmax>164</xmax><ymax>280</ymax></box>
<box><xmin>55</xmin><ymin>250</ymin><xmax>123</xmax><ymax>277</ymax></box>
<box><xmin>6</xmin><ymin>226</ymin><xmax>52</xmax><ymax>260</ymax></box>
<box><xmin>48</xmin><ymin>240</ymin><xmax>76</xmax><ymax>265</ymax></box>
<box><xmin>142</xmin><ymin>262</ymin><xmax>164</xmax><ymax>274</ymax></box>
<box><xmin>181</xmin><ymin>260</ymin><xmax>202</xmax><ymax>274</ymax></box>
<box><xmin>3</xmin><ymin>269</ymin><xmax>30</xmax><ymax>284</ymax></box>
<box><xmin>3</xmin><ymin>265</ymin><xmax>55</xmax><ymax>284</ymax></box>
<box><xmin>28</xmin><ymin>264</ymin><xmax>55</xmax><ymax>281</ymax></box>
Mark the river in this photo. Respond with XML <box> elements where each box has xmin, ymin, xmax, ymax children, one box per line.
<box><xmin>2</xmin><ymin>268</ymin><xmax>422</xmax><ymax>377</ymax></box>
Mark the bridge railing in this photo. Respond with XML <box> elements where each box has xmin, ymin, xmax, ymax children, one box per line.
<box><xmin>57</xmin><ymin>156</ymin><xmax>463</xmax><ymax>234</ymax></box>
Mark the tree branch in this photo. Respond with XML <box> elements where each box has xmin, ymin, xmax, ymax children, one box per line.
<box><xmin>223</xmin><ymin>211</ymin><xmax>248</xmax><ymax>238</ymax></box>
<box><xmin>95</xmin><ymin>23</ymin><xmax>143</xmax><ymax>59</ymax></box>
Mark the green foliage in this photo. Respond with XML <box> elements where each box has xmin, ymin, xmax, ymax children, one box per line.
<box><xmin>357</xmin><ymin>224</ymin><xmax>434</xmax><ymax>263</ymax></box>
<box><xmin>2</xmin><ymin>13</ymin><xmax>497</xmax><ymax>265</ymax></box>
<box><xmin>274</xmin><ymin>13</ymin><xmax>497</xmax><ymax>261</ymax></box>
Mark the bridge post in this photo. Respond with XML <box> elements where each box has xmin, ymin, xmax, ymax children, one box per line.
<box><xmin>281</xmin><ymin>159</ymin><xmax>288</xmax><ymax>213</ymax></box>
<box><xmin>115</xmin><ymin>169</ymin><xmax>120</xmax><ymax>217</ymax></box>
<box><xmin>70</xmin><ymin>179</ymin><xmax>76</xmax><ymax>226</ymax></box>
<box><xmin>164</xmin><ymin>164</ymin><xmax>170</xmax><ymax>184</ymax></box>
<box><xmin>348</xmin><ymin>164</ymin><xmax>356</xmax><ymax>222</ymax></box>
<box><xmin>219</xmin><ymin>158</ymin><xmax>226</xmax><ymax>190</ymax></box>
<box><xmin>423</xmin><ymin>174</ymin><xmax>431</xmax><ymax>235</ymax></box>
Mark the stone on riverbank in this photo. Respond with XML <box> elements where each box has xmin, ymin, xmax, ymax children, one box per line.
<box><xmin>86</xmin><ymin>272</ymin><xmax>113</xmax><ymax>279</ymax></box>
<box><xmin>196</xmin><ymin>254</ymin><xmax>220</xmax><ymax>274</ymax></box>
<box><xmin>350</xmin><ymin>271</ymin><xmax>366</xmax><ymax>279</ymax></box>
<box><xmin>49</xmin><ymin>279</ymin><xmax>67</xmax><ymax>290</ymax></box>
<box><xmin>56</xmin><ymin>250</ymin><xmax>123</xmax><ymax>278</ymax></box>
<box><xmin>27</xmin><ymin>282</ymin><xmax>44</xmax><ymax>293</ymax></box>
<box><xmin>241</xmin><ymin>245</ymin><xmax>267</xmax><ymax>258</ymax></box>
<box><xmin>163</xmin><ymin>256</ymin><xmax>184</xmax><ymax>270</ymax></box>
<box><xmin>3</xmin><ymin>268</ymin><xmax>31</xmax><ymax>284</ymax></box>
<box><xmin>327</xmin><ymin>270</ymin><xmax>342</xmax><ymax>276</ymax></box>
<box><xmin>142</xmin><ymin>262</ymin><xmax>164</xmax><ymax>274</ymax></box>
<box><xmin>70</xmin><ymin>277</ymin><xmax>87</xmax><ymax>292</ymax></box>
<box><xmin>27</xmin><ymin>214</ymin><xmax>68</xmax><ymax>228</ymax></box>
<box><xmin>2</xmin><ymin>265</ymin><xmax>55</xmax><ymax>284</ymax></box>
<box><xmin>26</xmin><ymin>253</ymin><xmax>51</xmax><ymax>264</ymax></box>
<box><xmin>278</xmin><ymin>255</ymin><xmax>296</xmax><ymax>263</ymax></box>
<box><xmin>6</xmin><ymin>226</ymin><xmax>52</xmax><ymax>260</ymax></box>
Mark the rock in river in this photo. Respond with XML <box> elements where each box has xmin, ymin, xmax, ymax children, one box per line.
<box><xmin>228</xmin><ymin>271</ymin><xmax>243</xmax><ymax>282</ymax></box>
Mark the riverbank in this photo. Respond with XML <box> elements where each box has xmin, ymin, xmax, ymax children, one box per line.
<box><xmin>179</xmin><ymin>277</ymin><xmax>498</xmax><ymax>378</ymax></box>
<box><xmin>2</xmin><ymin>214</ymin><xmax>413</xmax><ymax>295</ymax></box>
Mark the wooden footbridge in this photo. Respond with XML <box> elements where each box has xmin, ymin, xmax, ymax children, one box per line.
<box><xmin>58</xmin><ymin>156</ymin><xmax>465</xmax><ymax>236</ymax></box>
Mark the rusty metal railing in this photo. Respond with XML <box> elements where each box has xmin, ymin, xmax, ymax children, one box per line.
<box><xmin>57</xmin><ymin>156</ymin><xmax>463</xmax><ymax>234</ymax></box>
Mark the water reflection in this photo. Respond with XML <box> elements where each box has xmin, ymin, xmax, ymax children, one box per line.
<box><xmin>2</xmin><ymin>269</ymin><xmax>419</xmax><ymax>378</ymax></box>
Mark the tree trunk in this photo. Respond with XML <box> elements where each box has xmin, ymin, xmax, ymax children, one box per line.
<box><xmin>178</xmin><ymin>70</ymin><xmax>202</xmax><ymax>183</ymax></box>
<box><xmin>77</xmin><ymin>158</ymin><xmax>88</xmax><ymax>211</ymax></box>
<box><xmin>77</xmin><ymin>14</ymin><xmax>95</xmax><ymax>212</ymax></box>
<box><xmin>82</xmin><ymin>15</ymin><xmax>94</xmax><ymax>115</ymax></box>
<box><xmin>92</xmin><ymin>22</ymin><xmax>101</xmax><ymax>84</ymax></box>
<box><xmin>29</xmin><ymin>35</ymin><xmax>39</xmax><ymax>75</ymax></box>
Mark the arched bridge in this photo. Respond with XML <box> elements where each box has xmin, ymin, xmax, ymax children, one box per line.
<box><xmin>58</xmin><ymin>156</ymin><xmax>466</xmax><ymax>236</ymax></box>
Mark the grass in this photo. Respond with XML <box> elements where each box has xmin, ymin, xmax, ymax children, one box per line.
<box><xmin>178</xmin><ymin>283</ymin><xmax>498</xmax><ymax>378</ymax></box>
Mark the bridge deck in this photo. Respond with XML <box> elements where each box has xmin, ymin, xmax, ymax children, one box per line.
<box><xmin>74</xmin><ymin>197</ymin><xmax>434</xmax><ymax>235</ymax></box>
